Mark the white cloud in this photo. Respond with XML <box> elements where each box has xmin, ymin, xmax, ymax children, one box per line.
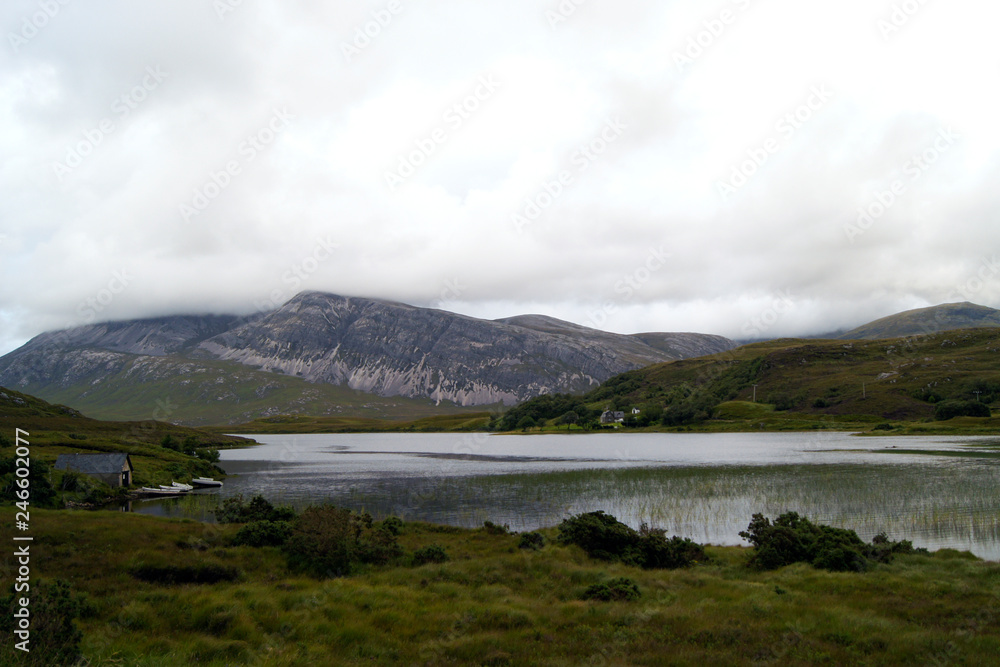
<box><xmin>3</xmin><ymin>0</ymin><xmax>1000</xmax><ymax>355</ymax></box>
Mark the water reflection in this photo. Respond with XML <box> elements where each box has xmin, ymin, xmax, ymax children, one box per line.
<box><xmin>133</xmin><ymin>432</ymin><xmax>999</xmax><ymax>560</ymax></box>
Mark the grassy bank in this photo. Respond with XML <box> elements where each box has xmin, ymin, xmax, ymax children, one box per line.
<box><xmin>213</xmin><ymin>401</ymin><xmax>1000</xmax><ymax>437</ymax></box>
<box><xmin>5</xmin><ymin>508</ymin><xmax>998</xmax><ymax>665</ymax></box>
<box><xmin>209</xmin><ymin>412</ymin><xmax>494</xmax><ymax>435</ymax></box>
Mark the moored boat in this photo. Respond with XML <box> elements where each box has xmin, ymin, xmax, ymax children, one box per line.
<box><xmin>191</xmin><ymin>477</ymin><xmax>223</xmax><ymax>487</ymax></box>
<box><xmin>138</xmin><ymin>486</ymin><xmax>184</xmax><ymax>496</ymax></box>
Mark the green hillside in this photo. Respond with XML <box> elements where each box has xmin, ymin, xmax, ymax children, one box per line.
<box><xmin>838</xmin><ymin>302</ymin><xmax>1000</xmax><ymax>339</ymax></box>
<box><xmin>0</xmin><ymin>387</ymin><xmax>253</xmax><ymax>491</ymax></box>
<box><xmin>24</xmin><ymin>355</ymin><xmax>484</xmax><ymax>427</ymax></box>
<box><xmin>496</xmin><ymin>328</ymin><xmax>1000</xmax><ymax>433</ymax></box>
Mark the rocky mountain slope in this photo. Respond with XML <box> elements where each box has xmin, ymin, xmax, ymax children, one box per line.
<box><xmin>0</xmin><ymin>291</ymin><xmax>735</xmax><ymax>424</ymax></box>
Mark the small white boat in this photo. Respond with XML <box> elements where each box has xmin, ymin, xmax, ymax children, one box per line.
<box><xmin>171</xmin><ymin>481</ymin><xmax>194</xmax><ymax>491</ymax></box>
<box><xmin>191</xmin><ymin>477</ymin><xmax>223</xmax><ymax>488</ymax></box>
<box><xmin>139</xmin><ymin>486</ymin><xmax>184</xmax><ymax>496</ymax></box>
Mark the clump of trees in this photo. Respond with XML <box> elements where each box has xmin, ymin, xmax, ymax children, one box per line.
<box><xmin>556</xmin><ymin>511</ymin><xmax>705</xmax><ymax>569</ymax></box>
<box><xmin>739</xmin><ymin>512</ymin><xmax>921</xmax><ymax>572</ymax></box>
<box><xmin>934</xmin><ymin>400</ymin><xmax>991</xmax><ymax>421</ymax></box>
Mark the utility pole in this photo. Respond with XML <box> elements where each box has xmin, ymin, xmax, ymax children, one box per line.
<box><xmin>752</xmin><ymin>385</ymin><xmax>757</xmax><ymax>403</ymax></box>
<box><xmin>862</xmin><ymin>383</ymin><xmax>866</xmax><ymax>399</ymax></box>
<box><xmin>974</xmin><ymin>390</ymin><xmax>983</xmax><ymax>402</ymax></box>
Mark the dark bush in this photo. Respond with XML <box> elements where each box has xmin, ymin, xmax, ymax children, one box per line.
<box><xmin>196</xmin><ymin>448</ymin><xmax>221</xmax><ymax>463</ymax></box>
<box><xmin>866</xmin><ymin>532</ymin><xmax>925</xmax><ymax>562</ymax></box>
<box><xmin>130</xmin><ymin>563</ymin><xmax>241</xmax><ymax>585</ymax></box>
<box><xmin>413</xmin><ymin>544</ymin><xmax>449</xmax><ymax>565</ymax></box>
<box><xmin>740</xmin><ymin>512</ymin><xmax>917</xmax><ymax>572</ymax></box>
<box><xmin>283</xmin><ymin>506</ymin><xmax>403</xmax><ymax>578</ymax></box>
<box><xmin>380</xmin><ymin>516</ymin><xmax>404</xmax><ymax>536</ymax></box>
<box><xmin>214</xmin><ymin>494</ymin><xmax>296</xmax><ymax>524</ymax></box>
<box><xmin>581</xmin><ymin>577</ymin><xmax>641</xmax><ymax>602</ymax></box>
<box><xmin>1</xmin><ymin>579</ymin><xmax>83</xmax><ymax>666</ymax></box>
<box><xmin>0</xmin><ymin>457</ymin><xmax>59</xmax><ymax>508</ymax></box>
<box><xmin>483</xmin><ymin>520</ymin><xmax>511</xmax><ymax>535</ymax></box>
<box><xmin>232</xmin><ymin>520</ymin><xmax>293</xmax><ymax>547</ymax></box>
<box><xmin>638</xmin><ymin>525</ymin><xmax>706</xmax><ymax>569</ymax></box>
<box><xmin>518</xmin><ymin>532</ymin><xmax>546</xmax><ymax>551</ymax></box>
<box><xmin>935</xmin><ymin>400</ymin><xmax>991</xmax><ymax>421</ymax></box>
<box><xmin>557</xmin><ymin>511</ymin><xmax>641</xmax><ymax>563</ymax></box>
<box><xmin>557</xmin><ymin>511</ymin><xmax>703</xmax><ymax>569</ymax></box>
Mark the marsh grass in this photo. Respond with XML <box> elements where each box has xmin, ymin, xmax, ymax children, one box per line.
<box><xmin>282</xmin><ymin>462</ymin><xmax>1000</xmax><ymax>559</ymax></box>
<box><xmin>5</xmin><ymin>508</ymin><xmax>999</xmax><ymax>666</ymax></box>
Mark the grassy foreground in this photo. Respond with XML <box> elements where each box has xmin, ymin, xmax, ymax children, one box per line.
<box><xmin>5</xmin><ymin>508</ymin><xmax>998</xmax><ymax>666</ymax></box>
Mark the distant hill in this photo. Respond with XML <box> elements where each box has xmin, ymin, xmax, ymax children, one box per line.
<box><xmin>837</xmin><ymin>302</ymin><xmax>1000</xmax><ymax>340</ymax></box>
<box><xmin>0</xmin><ymin>291</ymin><xmax>735</xmax><ymax>425</ymax></box>
<box><xmin>498</xmin><ymin>327</ymin><xmax>1000</xmax><ymax>429</ymax></box>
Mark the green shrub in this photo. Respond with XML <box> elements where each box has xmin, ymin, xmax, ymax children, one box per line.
<box><xmin>581</xmin><ymin>577</ymin><xmax>641</xmax><ymax>602</ymax></box>
<box><xmin>196</xmin><ymin>448</ymin><xmax>221</xmax><ymax>463</ymax></box>
<box><xmin>0</xmin><ymin>457</ymin><xmax>58</xmax><ymax>508</ymax></box>
<box><xmin>413</xmin><ymin>545</ymin><xmax>449</xmax><ymax>565</ymax></box>
<box><xmin>638</xmin><ymin>525</ymin><xmax>706</xmax><ymax>569</ymax></box>
<box><xmin>283</xmin><ymin>506</ymin><xmax>403</xmax><ymax>578</ymax></box>
<box><xmin>935</xmin><ymin>400</ymin><xmax>991</xmax><ymax>421</ymax></box>
<box><xmin>556</xmin><ymin>511</ymin><xmax>641</xmax><ymax>563</ymax></box>
<box><xmin>232</xmin><ymin>520</ymin><xmax>293</xmax><ymax>547</ymax></box>
<box><xmin>557</xmin><ymin>511</ymin><xmax>704</xmax><ymax>569</ymax></box>
<box><xmin>740</xmin><ymin>512</ymin><xmax>917</xmax><ymax>572</ymax></box>
<box><xmin>130</xmin><ymin>563</ymin><xmax>241</xmax><ymax>585</ymax></box>
<box><xmin>483</xmin><ymin>521</ymin><xmax>510</xmax><ymax>535</ymax></box>
<box><xmin>0</xmin><ymin>579</ymin><xmax>83</xmax><ymax>666</ymax></box>
<box><xmin>518</xmin><ymin>532</ymin><xmax>546</xmax><ymax>551</ymax></box>
<box><xmin>214</xmin><ymin>494</ymin><xmax>296</xmax><ymax>523</ymax></box>
<box><xmin>380</xmin><ymin>516</ymin><xmax>404</xmax><ymax>536</ymax></box>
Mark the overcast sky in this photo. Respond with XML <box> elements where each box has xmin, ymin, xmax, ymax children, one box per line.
<box><xmin>3</xmin><ymin>0</ymin><xmax>1000</xmax><ymax>355</ymax></box>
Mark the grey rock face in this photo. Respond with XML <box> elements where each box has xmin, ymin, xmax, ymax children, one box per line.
<box><xmin>0</xmin><ymin>291</ymin><xmax>736</xmax><ymax>407</ymax></box>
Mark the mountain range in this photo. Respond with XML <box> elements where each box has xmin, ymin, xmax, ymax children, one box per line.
<box><xmin>0</xmin><ymin>291</ymin><xmax>733</xmax><ymax>425</ymax></box>
<box><xmin>3</xmin><ymin>293</ymin><xmax>1000</xmax><ymax>426</ymax></box>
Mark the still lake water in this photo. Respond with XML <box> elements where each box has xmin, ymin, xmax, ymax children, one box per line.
<box><xmin>137</xmin><ymin>431</ymin><xmax>1000</xmax><ymax>560</ymax></box>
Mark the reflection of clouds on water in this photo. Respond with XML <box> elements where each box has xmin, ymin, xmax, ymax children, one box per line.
<box><xmin>200</xmin><ymin>432</ymin><xmax>1000</xmax><ymax>560</ymax></box>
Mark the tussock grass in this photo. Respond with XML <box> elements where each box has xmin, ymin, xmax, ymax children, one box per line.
<box><xmin>5</xmin><ymin>507</ymin><xmax>999</xmax><ymax>666</ymax></box>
